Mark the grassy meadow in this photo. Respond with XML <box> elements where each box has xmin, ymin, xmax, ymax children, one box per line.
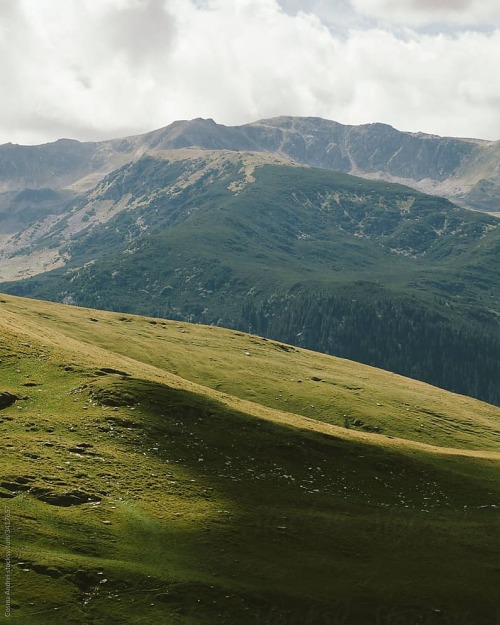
<box><xmin>0</xmin><ymin>294</ymin><xmax>499</xmax><ymax>624</ymax></box>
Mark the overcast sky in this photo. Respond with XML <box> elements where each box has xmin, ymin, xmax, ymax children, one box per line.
<box><xmin>1</xmin><ymin>0</ymin><xmax>500</xmax><ymax>145</ymax></box>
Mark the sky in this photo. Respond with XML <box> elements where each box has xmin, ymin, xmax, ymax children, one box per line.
<box><xmin>1</xmin><ymin>0</ymin><xmax>500</xmax><ymax>145</ymax></box>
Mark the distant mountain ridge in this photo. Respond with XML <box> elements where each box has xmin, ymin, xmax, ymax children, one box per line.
<box><xmin>3</xmin><ymin>115</ymin><xmax>500</xmax><ymax>279</ymax></box>
<box><xmin>1</xmin><ymin>115</ymin><xmax>500</xmax><ymax>210</ymax></box>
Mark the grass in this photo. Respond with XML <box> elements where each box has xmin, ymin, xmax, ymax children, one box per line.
<box><xmin>0</xmin><ymin>293</ymin><xmax>499</xmax><ymax>624</ymax></box>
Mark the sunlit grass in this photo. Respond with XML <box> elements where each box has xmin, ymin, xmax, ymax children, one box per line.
<box><xmin>0</xmin><ymin>294</ymin><xmax>499</xmax><ymax>624</ymax></box>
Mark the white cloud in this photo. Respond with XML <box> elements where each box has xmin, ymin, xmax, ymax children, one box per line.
<box><xmin>1</xmin><ymin>0</ymin><xmax>500</xmax><ymax>145</ymax></box>
<box><xmin>336</xmin><ymin>28</ymin><xmax>500</xmax><ymax>138</ymax></box>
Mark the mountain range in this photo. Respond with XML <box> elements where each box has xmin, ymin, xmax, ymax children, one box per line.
<box><xmin>2</xmin><ymin>116</ymin><xmax>500</xmax><ymax>209</ymax></box>
<box><xmin>0</xmin><ymin>117</ymin><xmax>499</xmax><ymax>407</ymax></box>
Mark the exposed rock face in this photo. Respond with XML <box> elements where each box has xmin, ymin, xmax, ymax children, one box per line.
<box><xmin>30</xmin><ymin>488</ymin><xmax>102</xmax><ymax>507</ymax></box>
<box><xmin>0</xmin><ymin>392</ymin><xmax>20</xmax><ymax>409</ymax></box>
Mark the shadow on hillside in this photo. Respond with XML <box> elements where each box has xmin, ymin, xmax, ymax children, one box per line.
<box><xmin>11</xmin><ymin>374</ymin><xmax>500</xmax><ymax>625</ymax></box>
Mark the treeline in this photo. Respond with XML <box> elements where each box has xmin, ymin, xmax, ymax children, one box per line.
<box><xmin>6</xmin><ymin>274</ymin><xmax>499</xmax><ymax>406</ymax></box>
<box><xmin>240</xmin><ymin>289</ymin><xmax>500</xmax><ymax>406</ymax></box>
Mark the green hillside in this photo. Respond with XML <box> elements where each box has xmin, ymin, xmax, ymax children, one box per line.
<box><xmin>5</xmin><ymin>156</ymin><xmax>500</xmax><ymax>405</ymax></box>
<box><xmin>0</xmin><ymin>294</ymin><xmax>499</xmax><ymax>624</ymax></box>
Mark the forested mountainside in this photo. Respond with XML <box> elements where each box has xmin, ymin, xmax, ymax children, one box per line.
<box><xmin>4</xmin><ymin>154</ymin><xmax>499</xmax><ymax>405</ymax></box>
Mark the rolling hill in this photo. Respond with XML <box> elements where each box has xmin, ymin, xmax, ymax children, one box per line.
<box><xmin>3</xmin><ymin>152</ymin><xmax>499</xmax><ymax>406</ymax></box>
<box><xmin>0</xmin><ymin>293</ymin><xmax>499</xmax><ymax>624</ymax></box>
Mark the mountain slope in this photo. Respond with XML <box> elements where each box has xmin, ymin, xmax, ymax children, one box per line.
<box><xmin>4</xmin><ymin>154</ymin><xmax>499</xmax><ymax>405</ymax></box>
<box><xmin>1</xmin><ymin>294</ymin><xmax>499</xmax><ymax>624</ymax></box>
<box><xmin>244</xmin><ymin>116</ymin><xmax>500</xmax><ymax>212</ymax></box>
<box><xmin>129</xmin><ymin>115</ymin><xmax>500</xmax><ymax>211</ymax></box>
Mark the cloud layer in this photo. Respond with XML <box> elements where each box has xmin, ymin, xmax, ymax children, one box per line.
<box><xmin>352</xmin><ymin>0</ymin><xmax>500</xmax><ymax>26</ymax></box>
<box><xmin>1</xmin><ymin>0</ymin><xmax>500</xmax><ymax>145</ymax></box>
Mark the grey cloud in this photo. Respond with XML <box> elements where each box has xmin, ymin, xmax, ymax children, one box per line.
<box><xmin>72</xmin><ymin>66</ymin><xmax>93</xmax><ymax>90</ymax></box>
<box><xmin>351</xmin><ymin>0</ymin><xmax>500</xmax><ymax>25</ymax></box>
<box><xmin>0</xmin><ymin>0</ymin><xmax>22</xmax><ymax>20</ymax></box>
<box><xmin>0</xmin><ymin>2</ymin><xmax>32</xmax><ymax>89</ymax></box>
<box><xmin>412</xmin><ymin>0</ymin><xmax>472</xmax><ymax>11</ymax></box>
<box><xmin>108</xmin><ymin>0</ymin><xmax>177</xmax><ymax>64</ymax></box>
